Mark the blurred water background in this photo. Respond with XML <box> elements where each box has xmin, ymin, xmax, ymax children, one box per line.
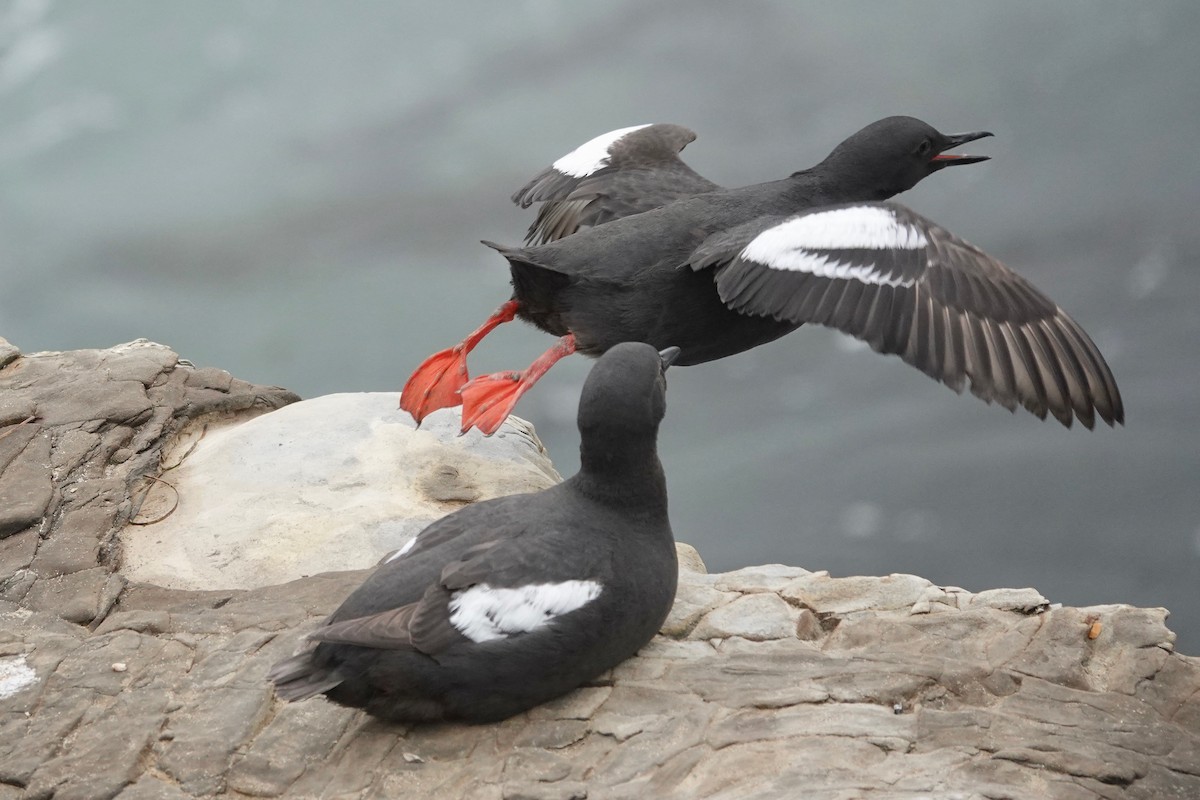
<box><xmin>2</xmin><ymin>1</ymin><xmax>1198</xmax><ymax>651</ymax></box>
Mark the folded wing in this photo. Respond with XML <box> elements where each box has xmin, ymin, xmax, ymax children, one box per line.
<box><xmin>310</xmin><ymin>535</ymin><xmax>604</xmax><ymax>654</ymax></box>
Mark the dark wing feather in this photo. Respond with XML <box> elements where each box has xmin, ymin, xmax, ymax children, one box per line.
<box><xmin>308</xmin><ymin>581</ymin><xmax>469</xmax><ymax>654</ymax></box>
<box><xmin>309</xmin><ymin>601</ymin><xmax>424</xmax><ymax>650</ymax></box>
<box><xmin>308</xmin><ymin>529</ymin><xmax>605</xmax><ymax>656</ymax></box>
<box><xmin>704</xmin><ymin>201</ymin><xmax>1124</xmax><ymax>428</ymax></box>
<box><xmin>514</xmin><ymin>123</ymin><xmax>720</xmax><ymax>245</ymax></box>
<box><xmin>267</xmin><ymin>649</ymin><xmax>346</xmax><ymax>701</ymax></box>
<box><xmin>435</xmin><ymin>534</ymin><xmax>600</xmax><ymax>592</ymax></box>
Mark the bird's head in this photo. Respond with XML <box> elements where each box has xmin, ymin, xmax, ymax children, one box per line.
<box><xmin>821</xmin><ymin>116</ymin><xmax>993</xmax><ymax>199</ymax></box>
<box><xmin>577</xmin><ymin>343</ymin><xmax>678</xmax><ymax>442</ymax></box>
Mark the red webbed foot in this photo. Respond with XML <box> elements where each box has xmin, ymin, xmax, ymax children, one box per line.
<box><xmin>459</xmin><ymin>371</ymin><xmax>529</xmax><ymax>436</ymax></box>
<box><xmin>458</xmin><ymin>334</ymin><xmax>577</xmax><ymax>436</ymax></box>
<box><xmin>399</xmin><ymin>346</ymin><xmax>471</xmax><ymax>423</ymax></box>
<box><xmin>398</xmin><ymin>300</ymin><xmax>521</xmax><ymax>425</ymax></box>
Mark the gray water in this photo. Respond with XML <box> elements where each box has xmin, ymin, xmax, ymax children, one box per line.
<box><xmin>2</xmin><ymin>1</ymin><xmax>1198</xmax><ymax>652</ymax></box>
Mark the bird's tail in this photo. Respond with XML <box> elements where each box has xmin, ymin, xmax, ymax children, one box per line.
<box><xmin>481</xmin><ymin>239</ymin><xmax>518</xmax><ymax>258</ymax></box>
<box><xmin>267</xmin><ymin>650</ymin><xmax>345</xmax><ymax>702</ymax></box>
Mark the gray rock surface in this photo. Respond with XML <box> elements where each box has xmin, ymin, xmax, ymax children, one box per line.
<box><xmin>2</xmin><ymin>340</ymin><xmax>1199</xmax><ymax>799</ymax></box>
<box><xmin>1</xmin><ymin>339</ymin><xmax>298</xmax><ymax>617</ymax></box>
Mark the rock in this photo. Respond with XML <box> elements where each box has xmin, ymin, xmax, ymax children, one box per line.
<box><xmin>0</xmin><ymin>654</ymin><xmax>38</xmax><ymax>699</ymax></box>
<box><xmin>23</xmin><ymin>567</ymin><xmax>111</xmax><ymax>624</ymax></box>
<box><xmin>0</xmin><ymin>339</ymin><xmax>298</xmax><ymax>624</ymax></box>
<box><xmin>0</xmin><ymin>337</ymin><xmax>18</xmax><ymax>370</ymax></box>
<box><xmin>675</xmin><ymin>541</ymin><xmax>707</xmax><ymax>574</ymax></box>
<box><xmin>2</xmin><ymin>340</ymin><xmax>1198</xmax><ymax>799</ymax></box>
<box><xmin>969</xmin><ymin>586</ymin><xmax>1052</xmax><ymax>613</ymax></box>
<box><xmin>780</xmin><ymin>571</ymin><xmax>934</xmax><ymax>613</ymax></box>
<box><xmin>691</xmin><ymin>592</ymin><xmax>800</xmax><ymax>641</ymax></box>
<box><xmin>0</xmin><ymin>429</ymin><xmax>52</xmax><ymax>539</ymax></box>
<box><xmin>119</xmin><ymin>394</ymin><xmax>561</xmax><ymax>590</ymax></box>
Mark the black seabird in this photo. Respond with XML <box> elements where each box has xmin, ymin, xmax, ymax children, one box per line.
<box><xmin>270</xmin><ymin>342</ymin><xmax>680</xmax><ymax>723</ymax></box>
<box><xmin>400</xmin><ymin>116</ymin><xmax>1123</xmax><ymax>434</ymax></box>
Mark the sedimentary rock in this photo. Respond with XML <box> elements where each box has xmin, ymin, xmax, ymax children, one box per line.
<box><xmin>1</xmin><ymin>339</ymin><xmax>1197</xmax><ymax>799</ymax></box>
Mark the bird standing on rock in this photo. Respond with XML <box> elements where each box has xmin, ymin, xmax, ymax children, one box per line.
<box><xmin>400</xmin><ymin>116</ymin><xmax>1123</xmax><ymax>434</ymax></box>
<box><xmin>271</xmin><ymin>342</ymin><xmax>680</xmax><ymax>723</ymax></box>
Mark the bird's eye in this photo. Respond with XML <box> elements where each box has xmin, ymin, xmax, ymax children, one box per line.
<box><xmin>917</xmin><ymin>139</ymin><xmax>933</xmax><ymax>157</ymax></box>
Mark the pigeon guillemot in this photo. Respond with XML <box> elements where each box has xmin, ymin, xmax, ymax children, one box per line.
<box><xmin>270</xmin><ymin>342</ymin><xmax>680</xmax><ymax>723</ymax></box>
<box><xmin>399</xmin><ymin>116</ymin><xmax>1123</xmax><ymax>434</ymax></box>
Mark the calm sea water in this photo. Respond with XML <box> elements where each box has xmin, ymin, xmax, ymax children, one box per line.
<box><xmin>3</xmin><ymin>1</ymin><xmax>1198</xmax><ymax>652</ymax></box>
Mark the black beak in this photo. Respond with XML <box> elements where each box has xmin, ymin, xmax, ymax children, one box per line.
<box><xmin>931</xmin><ymin>130</ymin><xmax>993</xmax><ymax>166</ymax></box>
<box><xmin>658</xmin><ymin>346</ymin><xmax>681</xmax><ymax>370</ymax></box>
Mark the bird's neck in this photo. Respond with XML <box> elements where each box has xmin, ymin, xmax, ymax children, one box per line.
<box><xmin>791</xmin><ymin>158</ymin><xmax>897</xmax><ymax>203</ymax></box>
<box><xmin>574</xmin><ymin>437</ymin><xmax>669</xmax><ymax>517</ymax></box>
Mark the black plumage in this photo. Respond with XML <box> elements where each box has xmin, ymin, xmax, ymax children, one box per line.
<box><xmin>512</xmin><ymin>123</ymin><xmax>719</xmax><ymax>245</ymax></box>
<box><xmin>400</xmin><ymin>116</ymin><xmax>1122</xmax><ymax>433</ymax></box>
<box><xmin>704</xmin><ymin>202</ymin><xmax>1122</xmax><ymax>427</ymax></box>
<box><xmin>272</xmin><ymin>343</ymin><xmax>680</xmax><ymax>723</ymax></box>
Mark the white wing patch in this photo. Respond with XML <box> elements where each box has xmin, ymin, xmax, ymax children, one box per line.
<box><xmin>383</xmin><ymin>535</ymin><xmax>419</xmax><ymax>564</ymax></box>
<box><xmin>740</xmin><ymin>206</ymin><xmax>926</xmax><ymax>287</ymax></box>
<box><xmin>448</xmin><ymin>580</ymin><xmax>603</xmax><ymax>643</ymax></box>
<box><xmin>551</xmin><ymin>124</ymin><xmax>651</xmax><ymax>178</ymax></box>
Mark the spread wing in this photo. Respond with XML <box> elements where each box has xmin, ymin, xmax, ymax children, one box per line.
<box><xmin>310</xmin><ymin>534</ymin><xmax>604</xmax><ymax>655</ymax></box>
<box><xmin>513</xmin><ymin>123</ymin><xmax>720</xmax><ymax>245</ymax></box>
<box><xmin>693</xmin><ymin>202</ymin><xmax>1124</xmax><ymax>429</ymax></box>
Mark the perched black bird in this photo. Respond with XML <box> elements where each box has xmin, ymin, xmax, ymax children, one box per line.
<box><xmin>271</xmin><ymin>343</ymin><xmax>680</xmax><ymax>723</ymax></box>
<box><xmin>400</xmin><ymin>116</ymin><xmax>1122</xmax><ymax>434</ymax></box>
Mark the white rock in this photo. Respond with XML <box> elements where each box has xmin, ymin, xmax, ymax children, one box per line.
<box><xmin>714</xmin><ymin>563</ymin><xmax>813</xmax><ymax>593</ymax></box>
<box><xmin>781</xmin><ymin>573</ymin><xmax>934</xmax><ymax>614</ymax></box>
<box><xmin>676</xmin><ymin>542</ymin><xmax>707</xmax><ymax>574</ymax></box>
<box><xmin>692</xmin><ymin>593</ymin><xmax>800</xmax><ymax>641</ymax></box>
<box><xmin>120</xmin><ymin>394</ymin><xmax>560</xmax><ymax>590</ymax></box>
<box><xmin>968</xmin><ymin>587</ymin><xmax>1051</xmax><ymax>613</ymax></box>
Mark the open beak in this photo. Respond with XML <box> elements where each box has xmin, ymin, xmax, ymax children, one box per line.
<box><xmin>658</xmin><ymin>346</ymin><xmax>681</xmax><ymax>370</ymax></box>
<box><xmin>931</xmin><ymin>130</ymin><xmax>993</xmax><ymax>166</ymax></box>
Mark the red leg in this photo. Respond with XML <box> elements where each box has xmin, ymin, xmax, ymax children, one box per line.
<box><xmin>399</xmin><ymin>301</ymin><xmax>519</xmax><ymax>424</ymax></box>
<box><xmin>459</xmin><ymin>334</ymin><xmax>577</xmax><ymax>436</ymax></box>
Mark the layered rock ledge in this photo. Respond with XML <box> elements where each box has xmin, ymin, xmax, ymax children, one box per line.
<box><xmin>1</xmin><ymin>339</ymin><xmax>1198</xmax><ymax>800</ymax></box>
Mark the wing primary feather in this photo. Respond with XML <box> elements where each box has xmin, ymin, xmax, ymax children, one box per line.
<box><xmin>1052</xmin><ymin>314</ymin><xmax>1124</xmax><ymax>425</ymax></box>
<box><xmin>908</xmin><ymin>289</ymin><xmax>939</xmax><ymax>380</ymax></box>
<box><xmin>859</xmin><ymin>284</ymin><xmax>896</xmax><ymax>351</ymax></box>
<box><xmin>1024</xmin><ymin>321</ymin><xmax>1075</xmax><ymax>426</ymax></box>
<box><xmin>941</xmin><ymin>305</ymin><xmax>966</xmax><ymax>393</ymax></box>
<box><xmin>309</xmin><ymin>605</ymin><xmax>420</xmax><ymax>650</ymax></box>
<box><xmin>829</xmin><ymin>278</ymin><xmax>866</xmax><ymax>332</ymax></box>
<box><xmin>1000</xmin><ymin>323</ymin><xmax>1049</xmax><ymax>420</ymax></box>
<box><xmin>789</xmin><ymin>276</ymin><xmax>836</xmax><ymax>322</ymax></box>
<box><xmin>962</xmin><ymin>314</ymin><xmax>995</xmax><ymax>404</ymax></box>
<box><xmin>808</xmin><ymin>279</ymin><xmax>849</xmax><ymax>327</ymax></box>
<box><xmin>882</xmin><ymin>285</ymin><xmax>915</xmax><ymax>355</ymax></box>
<box><xmin>1035</xmin><ymin>318</ymin><xmax>1095</xmax><ymax>429</ymax></box>
<box><xmin>979</xmin><ymin>320</ymin><xmax>1019</xmax><ymax>411</ymax></box>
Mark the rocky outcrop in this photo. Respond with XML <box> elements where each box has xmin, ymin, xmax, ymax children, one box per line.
<box><xmin>2</xmin><ymin>339</ymin><xmax>1199</xmax><ymax>799</ymax></box>
<box><xmin>121</xmin><ymin>394</ymin><xmax>561</xmax><ymax>590</ymax></box>
<box><xmin>0</xmin><ymin>338</ymin><xmax>298</xmax><ymax>621</ymax></box>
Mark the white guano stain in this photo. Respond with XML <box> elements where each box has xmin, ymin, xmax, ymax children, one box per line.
<box><xmin>0</xmin><ymin>654</ymin><xmax>38</xmax><ymax>699</ymax></box>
